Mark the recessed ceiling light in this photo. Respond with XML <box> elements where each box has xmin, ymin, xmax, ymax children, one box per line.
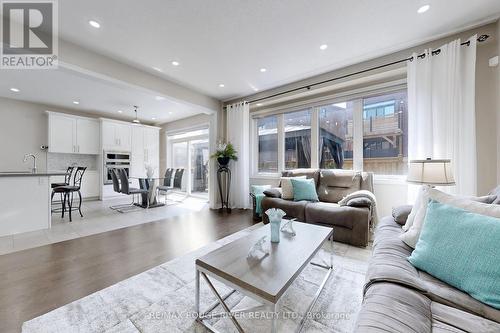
<box><xmin>152</xmin><ymin>67</ymin><xmax>162</xmax><ymax>72</ymax></box>
<box><xmin>117</xmin><ymin>110</ymin><xmax>123</xmax><ymax>113</ymax></box>
<box><xmin>168</xmin><ymin>111</ymin><xmax>173</xmax><ymax>114</ymax></box>
<box><xmin>219</xmin><ymin>84</ymin><xmax>225</xmax><ymax>88</ymax></box>
<box><xmin>171</xmin><ymin>61</ymin><xmax>180</xmax><ymax>66</ymax></box>
<box><xmin>320</xmin><ymin>44</ymin><xmax>328</xmax><ymax>50</ymax></box>
<box><xmin>417</xmin><ymin>4</ymin><xmax>430</xmax><ymax>13</ymax></box>
<box><xmin>155</xmin><ymin>96</ymin><xmax>165</xmax><ymax>101</ymax></box>
<box><xmin>152</xmin><ymin>117</ymin><xmax>156</xmax><ymax>120</ymax></box>
<box><xmin>10</xmin><ymin>87</ymin><xmax>20</xmax><ymax>92</ymax></box>
<box><xmin>256</xmin><ymin>103</ymin><xmax>263</xmax><ymax>106</ymax></box>
<box><xmin>73</xmin><ymin>101</ymin><xmax>80</xmax><ymax>105</ymax></box>
<box><xmin>252</xmin><ymin>87</ymin><xmax>259</xmax><ymax>92</ymax></box>
<box><xmin>88</xmin><ymin>20</ymin><xmax>100</xmax><ymax>28</ymax></box>
<box><xmin>260</xmin><ymin>68</ymin><xmax>267</xmax><ymax>73</ymax></box>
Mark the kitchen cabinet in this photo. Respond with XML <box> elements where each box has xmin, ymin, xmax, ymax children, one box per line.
<box><xmin>131</xmin><ymin>126</ymin><xmax>160</xmax><ymax>178</ymax></box>
<box><xmin>101</xmin><ymin>120</ymin><xmax>132</xmax><ymax>152</ymax></box>
<box><xmin>48</xmin><ymin>112</ymin><xmax>100</xmax><ymax>154</ymax></box>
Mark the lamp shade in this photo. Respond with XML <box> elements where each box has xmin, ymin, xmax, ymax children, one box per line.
<box><xmin>407</xmin><ymin>159</ymin><xmax>455</xmax><ymax>186</ymax></box>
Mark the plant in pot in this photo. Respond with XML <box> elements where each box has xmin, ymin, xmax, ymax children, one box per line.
<box><xmin>211</xmin><ymin>142</ymin><xmax>238</xmax><ymax>166</ymax></box>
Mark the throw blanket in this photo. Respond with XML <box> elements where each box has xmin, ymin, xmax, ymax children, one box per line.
<box><xmin>338</xmin><ymin>190</ymin><xmax>379</xmax><ymax>228</ymax></box>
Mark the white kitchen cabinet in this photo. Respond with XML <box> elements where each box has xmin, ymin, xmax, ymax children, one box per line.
<box><xmin>48</xmin><ymin>112</ymin><xmax>100</xmax><ymax>154</ymax></box>
<box><xmin>131</xmin><ymin>126</ymin><xmax>145</xmax><ymax>177</ymax></box>
<box><xmin>48</xmin><ymin>114</ymin><xmax>76</xmax><ymax>153</ymax></box>
<box><xmin>76</xmin><ymin>119</ymin><xmax>100</xmax><ymax>154</ymax></box>
<box><xmin>144</xmin><ymin>127</ymin><xmax>160</xmax><ymax>177</ymax></box>
<box><xmin>101</xmin><ymin>120</ymin><xmax>132</xmax><ymax>152</ymax></box>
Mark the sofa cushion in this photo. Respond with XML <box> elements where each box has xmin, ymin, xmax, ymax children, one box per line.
<box><xmin>392</xmin><ymin>205</ymin><xmax>413</xmax><ymax>225</ymax></box>
<box><xmin>260</xmin><ymin>197</ymin><xmax>308</xmax><ymax>222</ymax></box>
<box><xmin>263</xmin><ymin>188</ymin><xmax>282</xmax><ymax>198</ymax></box>
<box><xmin>317</xmin><ymin>169</ymin><xmax>361</xmax><ymax>203</ymax></box>
<box><xmin>280</xmin><ymin>176</ymin><xmax>306</xmax><ymax>199</ymax></box>
<box><xmin>355</xmin><ymin>282</ymin><xmax>500</xmax><ymax>333</ymax></box>
<box><xmin>489</xmin><ymin>185</ymin><xmax>500</xmax><ymax>204</ymax></box>
<box><xmin>409</xmin><ymin>201</ymin><xmax>500</xmax><ymax>309</ymax></box>
<box><xmin>366</xmin><ymin>216</ymin><xmax>500</xmax><ymax>323</ymax></box>
<box><xmin>281</xmin><ymin>169</ymin><xmax>319</xmax><ymax>187</ymax></box>
<box><xmin>304</xmin><ymin>201</ymin><xmax>369</xmax><ymax>229</ymax></box>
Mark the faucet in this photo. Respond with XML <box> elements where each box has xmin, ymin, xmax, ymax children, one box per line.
<box><xmin>23</xmin><ymin>154</ymin><xmax>37</xmax><ymax>173</ymax></box>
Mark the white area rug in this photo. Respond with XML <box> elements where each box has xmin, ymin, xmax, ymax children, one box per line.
<box><xmin>22</xmin><ymin>224</ymin><xmax>371</xmax><ymax>333</ymax></box>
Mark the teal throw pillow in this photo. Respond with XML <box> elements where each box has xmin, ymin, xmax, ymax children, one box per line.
<box><xmin>408</xmin><ymin>201</ymin><xmax>500</xmax><ymax>309</ymax></box>
<box><xmin>290</xmin><ymin>178</ymin><xmax>319</xmax><ymax>202</ymax></box>
<box><xmin>251</xmin><ymin>185</ymin><xmax>271</xmax><ymax>216</ymax></box>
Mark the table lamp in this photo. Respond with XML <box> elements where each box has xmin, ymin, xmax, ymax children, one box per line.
<box><xmin>407</xmin><ymin>158</ymin><xmax>455</xmax><ymax>187</ymax></box>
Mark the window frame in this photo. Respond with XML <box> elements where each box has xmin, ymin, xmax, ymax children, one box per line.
<box><xmin>251</xmin><ymin>81</ymin><xmax>407</xmax><ymax>179</ymax></box>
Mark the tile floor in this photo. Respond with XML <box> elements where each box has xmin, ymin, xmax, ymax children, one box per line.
<box><xmin>0</xmin><ymin>193</ymin><xmax>209</xmax><ymax>255</ymax></box>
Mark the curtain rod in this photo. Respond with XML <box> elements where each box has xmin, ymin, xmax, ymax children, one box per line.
<box><xmin>224</xmin><ymin>34</ymin><xmax>489</xmax><ymax>108</ymax></box>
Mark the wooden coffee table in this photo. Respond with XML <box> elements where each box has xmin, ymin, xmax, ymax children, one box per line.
<box><xmin>195</xmin><ymin>221</ymin><xmax>334</xmax><ymax>333</ymax></box>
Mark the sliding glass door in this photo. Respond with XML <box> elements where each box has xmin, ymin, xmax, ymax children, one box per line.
<box><xmin>168</xmin><ymin>128</ymin><xmax>209</xmax><ymax>199</ymax></box>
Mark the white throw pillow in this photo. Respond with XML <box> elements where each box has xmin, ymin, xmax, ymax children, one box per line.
<box><xmin>280</xmin><ymin>176</ymin><xmax>306</xmax><ymax>200</ymax></box>
<box><xmin>400</xmin><ymin>188</ymin><xmax>500</xmax><ymax>248</ymax></box>
<box><xmin>402</xmin><ymin>186</ymin><xmax>428</xmax><ymax>232</ymax></box>
<box><xmin>400</xmin><ymin>185</ymin><xmax>431</xmax><ymax>248</ymax></box>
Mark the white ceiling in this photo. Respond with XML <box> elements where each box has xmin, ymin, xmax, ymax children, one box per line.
<box><xmin>0</xmin><ymin>68</ymin><xmax>203</xmax><ymax>124</ymax></box>
<box><xmin>56</xmin><ymin>0</ymin><xmax>500</xmax><ymax>101</ymax></box>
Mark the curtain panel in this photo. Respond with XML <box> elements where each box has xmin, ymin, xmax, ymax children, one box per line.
<box><xmin>407</xmin><ymin>35</ymin><xmax>477</xmax><ymax>195</ymax></box>
<box><xmin>226</xmin><ymin>102</ymin><xmax>250</xmax><ymax>209</ymax></box>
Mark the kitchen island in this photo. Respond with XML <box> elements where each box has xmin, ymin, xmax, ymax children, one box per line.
<box><xmin>0</xmin><ymin>172</ymin><xmax>67</xmax><ymax>237</ymax></box>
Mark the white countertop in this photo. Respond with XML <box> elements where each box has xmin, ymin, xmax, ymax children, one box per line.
<box><xmin>0</xmin><ymin>171</ymin><xmax>67</xmax><ymax>177</ymax></box>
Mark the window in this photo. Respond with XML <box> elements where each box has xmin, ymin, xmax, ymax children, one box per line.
<box><xmin>172</xmin><ymin>142</ymin><xmax>188</xmax><ymax>169</ymax></box>
<box><xmin>284</xmin><ymin>110</ymin><xmax>311</xmax><ymax>169</ymax></box>
<box><xmin>319</xmin><ymin>101</ymin><xmax>353</xmax><ymax>169</ymax></box>
<box><xmin>252</xmin><ymin>87</ymin><xmax>408</xmax><ymax>177</ymax></box>
<box><xmin>362</xmin><ymin>91</ymin><xmax>408</xmax><ymax>175</ymax></box>
<box><xmin>257</xmin><ymin>116</ymin><xmax>278</xmax><ymax>173</ymax></box>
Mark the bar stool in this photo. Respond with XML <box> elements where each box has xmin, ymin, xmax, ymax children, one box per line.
<box><xmin>53</xmin><ymin>167</ymin><xmax>86</xmax><ymax>222</ymax></box>
<box><xmin>51</xmin><ymin>166</ymin><xmax>74</xmax><ymax>213</ymax></box>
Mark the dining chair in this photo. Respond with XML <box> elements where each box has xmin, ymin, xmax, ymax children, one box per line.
<box><xmin>156</xmin><ymin>168</ymin><xmax>174</xmax><ymax>202</ymax></box>
<box><xmin>117</xmin><ymin>168</ymin><xmax>149</xmax><ymax>212</ymax></box>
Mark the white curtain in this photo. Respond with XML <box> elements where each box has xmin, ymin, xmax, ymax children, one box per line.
<box><xmin>226</xmin><ymin>102</ymin><xmax>250</xmax><ymax>209</ymax></box>
<box><xmin>407</xmin><ymin>35</ymin><xmax>477</xmax><ymax>195</ymax></box>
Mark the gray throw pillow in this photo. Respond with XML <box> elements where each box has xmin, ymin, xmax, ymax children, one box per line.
<box><xmin>392</xmin><ymin>205</ymin><xmax>413</xmax><ymax>225</ymax></box>
<box><xmin>346</xmin><ymin>197</ymin><xmax>372</xmax><ymax>208</ymax></box>
<box><xmin>263</xmin><ymin>188</ymin><xmax>282</xmax><ymax>198</ymax></box>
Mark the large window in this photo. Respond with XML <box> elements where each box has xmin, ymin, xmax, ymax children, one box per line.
<box><xmin>319</xmin><ymin>102</ymin><xmax>353</xmax><ymax>169</ymax></box>
<box><xmin>252</xmin><ymin>87</ymin><xmax>408</xmax><ymax>176</ymax></box>
<box><xmin>257</xmin><ymin>116</ymin><xmax>278</xmax><ymax>173</ymax></box>
<box><xmin>362</xmin><ymin>91</ymin><xmax>408</xmax><ymax>175</ymax></box>
<box><xmin>284</xmin><ymin>110</ymin><xmax>311</xmax><ymax>169</ymax></box>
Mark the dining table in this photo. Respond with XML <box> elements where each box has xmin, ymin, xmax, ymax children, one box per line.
<box><xmin>130</xmin><ymin>176</ymin><xmax>169</xmax><ymax>208</ymax></box>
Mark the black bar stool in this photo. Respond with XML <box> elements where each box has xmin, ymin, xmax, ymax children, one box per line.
<box><xmin>51</xmin><ymin>166</ymin><xmax>74</xmax><ymax>213</ymax></box>
<box><xmin>53</xmin><ymin>167</ymin><xmax>87</xmax><ymax>222</ymax></box>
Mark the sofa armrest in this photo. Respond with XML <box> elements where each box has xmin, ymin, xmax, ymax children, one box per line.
<box><xmin>392</xmin><ymin>205</ymin><xmax>413</xmax><ymax>225</ymax></box>
<box><xmin>264</xmin><ymin>188</ymin><xmax>282</xmax><ymax>198</ymax></box>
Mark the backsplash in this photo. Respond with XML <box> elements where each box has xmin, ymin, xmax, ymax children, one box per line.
<box><xmin>47</xmin><ymin>153</ymin><xmax>98</xmax><ymax>171</ymax></box>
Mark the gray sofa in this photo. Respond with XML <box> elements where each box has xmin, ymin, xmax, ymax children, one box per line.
<box><xmin>354</xmin><ymin>210</ymin><xmax>500</xmax><ymax>332</ymax></box>
<box><xmin>261</xmin><ymin>169</ymin><xmax>374</xmax><ymax>247</ymax></box>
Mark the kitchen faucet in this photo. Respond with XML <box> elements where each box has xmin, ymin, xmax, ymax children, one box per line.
<box><xmin>23</xmin><ymin>154</ymin><xmax>37</xmax><ymax>173</ymax></box>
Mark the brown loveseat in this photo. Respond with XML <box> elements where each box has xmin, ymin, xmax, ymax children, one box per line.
<box><xmin>261</xmin><ymin>169</ymin><xmax>374</xmax><ymax>247</ymax></box>
<box><xmin>354</xmin><ymin>209</ymin><xmax>500</xmax><ymax>332</ymax></box>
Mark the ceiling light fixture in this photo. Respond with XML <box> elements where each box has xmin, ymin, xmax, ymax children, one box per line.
<box><xmin>168</xmin><ymin>112</ymin><xmax>172</xmax><ymax>114</ymax></box>
<box><xmin>73</xmin><ymin>101</ymin><xmax>80</xmax><ymax>105</ymax></box>
<box><xmin>88</xmin><ymin>20</ymin><xmax>101</xmax><ymax>28</ymax></box>
<box><xmin>155</xmin><ymin>96</ymin><xmax>165</xmax><ymax>101</ymax></box>
<box><xmin>117</xmin><ymin>110</ymin><xmax>123</xmax><ymax>113</ymax></box>
<box><xmin>260</xmin><ymin>68</ymin><xmax>267</xmax><ymax>73</ymax></box>
<box><xmin>171</xmin><ymin>61</ymin><xmax>180</xmax><ymax>66</ymax></box>
<box><xmin>152</xmin><ymin>117</ymin><xmax>156</xmax><ymax>120</ymax></box>
<box><xmin>152</xmin><ymin>67</ymin><xmax>162</xmax><ymax>72</ymax></box>
<box><xmin>219</xmin><ymin>84</ymin><xmax>225</xmax><ymax>88</ymax></box>
<box><xmin>10</xmin><ymin>87</ymin><xmax>20</xmax><ymax>92</ymax></box>
<box><xmin>320</xmin><ymin>44</ymin><xmax>328</xmax><ymax>50</ymax></box>
<box><xmin>256</xmin><ymin>103</ymin><xmax>263</xmax><ymax>106</ymax></box>
<box><xmin>417</xmin><ymin>4</ymin><xmax>430</xmax><ymax>14</ymax></box>
<box><xmin>132</xmin><ymin>106</ymin><xmax>141</xmax><ymax>124</ymax></box>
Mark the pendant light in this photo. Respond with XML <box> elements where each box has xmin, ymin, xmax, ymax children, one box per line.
<box><xmin>132</xmin><ymin>105</ymin><xmax>141</xmax><ymax>124</ymax></box>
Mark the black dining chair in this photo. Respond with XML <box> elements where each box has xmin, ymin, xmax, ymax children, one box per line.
<box><xmin>109</xmin><ymin>168</ymin><xmax>135</xmax><ymax>211</ymax></box>
<box><xmin>173</xmin><ymin>168</ymin><xmax>184</xmax><ymax>189</ymax></box>
<box><xmin>156</xmin><ymin>168</ymin><xmax>174</xmax><ymax>202</ymax></box>
<box><xmin>53</xmin><ymin>167</ymin><xmax>86</xmax><ymax>222</ymax></box>
<box><xmin>118</xmin><ymin>168</ymin><xmax>149</xmax><ymax>211</ymax></box>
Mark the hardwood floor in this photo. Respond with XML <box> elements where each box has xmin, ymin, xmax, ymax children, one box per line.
<box><xmin>0</xmin><ymin>208</ymin><xmax>256</xmax><ymax>333</ymax></box>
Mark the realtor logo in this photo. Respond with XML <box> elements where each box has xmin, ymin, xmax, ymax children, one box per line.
<box><xmin>1</xmin><ymin>0</ymin><xmax>58</xmax><ymax>69</ymax></box>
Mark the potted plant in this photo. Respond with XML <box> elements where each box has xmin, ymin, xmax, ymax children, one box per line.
<box><xmin>211</xmin><ymin>142</ymin><xmax>238</xmax><ymax>166</ymax></box>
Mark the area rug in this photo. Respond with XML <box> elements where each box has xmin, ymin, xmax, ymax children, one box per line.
<box><xmin>22</xmin><ymin>223</ymin><xmax>371</xmax><ymax>333</ymax></box>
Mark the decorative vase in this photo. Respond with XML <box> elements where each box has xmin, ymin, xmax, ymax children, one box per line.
<box><xmin>265</xmin><ymin>208</ymin><xmax>286</xmax><ymax>243</ymax></box>
<box><xmin>217</xmin><ymin>157</ymin><xmax>230</xmax><ymax>166</ymax></box>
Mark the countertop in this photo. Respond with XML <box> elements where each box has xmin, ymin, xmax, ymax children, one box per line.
<box><xmin>0</xmin><ymin>171</ymin><xmax>68</xmax><ymax>177</ymax></box>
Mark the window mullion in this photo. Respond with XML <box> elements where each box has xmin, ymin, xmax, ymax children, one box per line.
<box><xmin>353</xmin><ymin>99</ymin><xmax>364</xmax><ymax>171</ymax></box>
<box><xmin>277</xmin><ymin>114</ymin><xmax>285</xmax><ymax>172</ymax></box>
<box><xmin>311</xmin><ymin>107</ymin><xmax>319</xmax><ymax>168</ymax></box>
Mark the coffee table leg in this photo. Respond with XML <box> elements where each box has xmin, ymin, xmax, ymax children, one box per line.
<box><xmin>271</xmin><ymin>303</ymin><xmax>278</xmax><ymax>333</ymax></box>
<box><xmin>195</xmin><ymin>268</ymin><xmax>200</xmax><ymax>315</ymax></box>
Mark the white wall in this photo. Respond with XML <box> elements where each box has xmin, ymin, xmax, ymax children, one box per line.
<box><xmin>0</xmin><ymin>97</ymin><xmax>50</xmax><ymax>172</ymax></box>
